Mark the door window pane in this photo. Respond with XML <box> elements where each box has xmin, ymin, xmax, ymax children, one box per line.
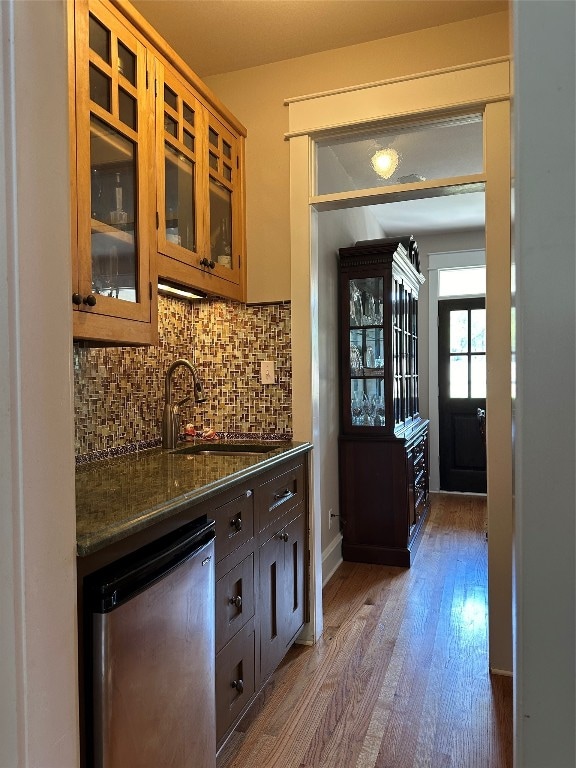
<box><xmin>90</xmin><ymin>117</ymin><xmax>137</xmax><ymax>302</ymax></box>
<box><xmin>317</xmin><ymin>114</ymin><xmax>483</xmax><ymax>195</ymax></box>
<box><xmin>89</xmin><ymin>65</ymin><xmax>111</xmax><ymax>112</ymax></box>
<box><xmin>470</xmin><ymin>309</ymin><xmax>486</xmax><ymax>352</ymax></box>
<box><xmin>183</xmin><ymin>102</ymin><xmax>195</xmax><ymax>127</ymax></box>
<box><xmin>209</xmin><ymin>127</ymin><xmax>219</xmax><ymax>147</ymax></box>
<box><xmin>164</xmin><ymin>114</ymin><xmax>177</xmax><ymax>138</ymax></box>
<box><xmin>450</xmin><ymin>356</ymin><xmax>468</xmax><ymax>398</ymax></box>
<box><xmin>439</xmin><ymin>266</ymin><xmax>486</xmax><ymax>297</ymax></box>
<box><xmin>164</xmin><ymin>143</ymin><xmax>195</xmax><ymax>252</ymax></box>
<box><xmin>450</xmin><ymin>310</ymin><xmax>468</xmax><ymax>353</ymax></box>
<box><xmin>117</xmin><ymin>42</ymin><xmax>136</xmax><ymax>85</ymax></box>
<box><xmin>164</xmin><ymin>84</ymin><xmax>177</xmax><ymax>110</ymax></box>
<box><xmin>209</xmin><ymin>178</ymin><xmax>232</xmax><ymax>268</ymax></box>
<box><xmin>471</xmin><ymin>355</ymin><xmax>486</xmax><ymax>398</ymax></box>
<box><xmin>89</xmin><ymin>15</ymin><xmax>110</xmax><ymax>62</ymax></box>
<box><xmin>119</xmin><ymin>89</ymin><xmax>136</xmax><ymax>129</ymax></box>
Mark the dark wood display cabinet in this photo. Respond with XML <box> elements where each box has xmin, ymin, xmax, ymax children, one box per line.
<box><xmin>338</xmin><ymin>236</ymin><xmax>430</xmax><ymax>567</ymax></box>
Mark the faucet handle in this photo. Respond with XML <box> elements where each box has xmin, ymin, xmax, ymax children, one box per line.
<box><xmin>176</xmin><ymin>396</ymin><xmax>191</xmax><ymax>407</ymax></box>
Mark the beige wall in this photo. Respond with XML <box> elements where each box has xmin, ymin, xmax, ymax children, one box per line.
<box><xmin>206</xmin><ymin>12</ymin><xmax>509</xmax><ymax>303</ymax></box>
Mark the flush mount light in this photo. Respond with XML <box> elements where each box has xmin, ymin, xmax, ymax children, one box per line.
<box><xmin>158</xmin><ymin>282</ymin><xmax>205</xmax><ymax>300</ymax></box>
<box><xmin>371</xmin><ymin>147</ymin><xmax>400</xmax><ymax>179</ymax></box>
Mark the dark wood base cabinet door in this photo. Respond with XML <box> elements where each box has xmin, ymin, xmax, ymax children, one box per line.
<box><xmin>283</xmin><ymin>513</ymin><xmax>306</xmax><ymax>645</ymax></box>
<box><xmin>259</xmin><ymin>533</ymin><xmax>285</xmax><ymax>682</ymax></box>
<box><xmin>215</xmin><ymin>619</ymin><xmax>256</xmax><ymax>746</ymax></box>
<box><xmin>258</xmin><ymin>509</ymin><xmax>306</xmax><ymax>684</ymax></box>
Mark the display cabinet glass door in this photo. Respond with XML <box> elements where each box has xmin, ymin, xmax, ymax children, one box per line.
<box><xmin>207</xmin><ymin>114</ymin><xmax>241</xmax><ymax>282</ymax></box>
<box><xmin>75</xmin><ymin>0</ymin><xmax>152</xmax><ymax>322</ymax></box>
<box><xmin>348</xmin><ymin>277</ymin><xmax>386</xmax><ymax>429</ymax></box>
<box><xmin>156</xmin><ymin>62</ymin><xmax>204</xmax><ymax>265</ymax></box>
<box><xmin>393</xmin><ymin>278</ymin><xmax>419</xmax><ymax>429</ymax></box>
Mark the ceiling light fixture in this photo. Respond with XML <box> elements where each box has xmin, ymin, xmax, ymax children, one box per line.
<box><xmin>371</xmin><ymin>147</ymin><xmax>400</xmax><ymax>179</ymax></box>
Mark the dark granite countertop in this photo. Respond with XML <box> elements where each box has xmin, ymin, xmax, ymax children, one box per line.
<box><xmin>76</xmin><ymin>440</ymin><xmax>311</xmax><ymax>557</ymax></box>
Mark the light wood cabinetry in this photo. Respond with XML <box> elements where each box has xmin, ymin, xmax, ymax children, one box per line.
<box><xmin>71</xmin><ymin>0</ymin><xmax>157</xmax><ymax>344</ymax></box>
<box><xmin>70</xmin><ymin>0</ymin><xmax>247</xmax><ymax>345</ymax></box>
<box><xmin>155</xmin><ymin>64</ymin><xmax>245</xmax><ymax>301</ymax></box>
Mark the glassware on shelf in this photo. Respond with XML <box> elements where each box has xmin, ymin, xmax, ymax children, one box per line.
<box><xmin>351</xmin><ymin>391</ymin><xmax>363</xmax><ymax>425</ymax></box>
<box><xmin>364</xmin><ymin>346</ymin><xmax>375</xmax><ymax>369</ymax></box>
<box><xmin>109</xmin><ymin>172</ymin><xmax>128</xmax><ymax>228</ymax></box>
<box><xmin>362</xmin><ymin>393</ymin><xmax>376</xmax><ymax>426</ymax></box>
<box><xmin>374</xmin><ymin>395</ymin><xmax>386</xmax><ymax>426</ymax></box>
<box><xmin>350</xmin><ymin>281</ymin><xmax>362</xmax><ymax>327</ymax></box>
<box><xmin>350</xmin><ymin>344</ymin><xmax>363</xmax><ymax>375</ymax></box>
<box><xmin>363</xmin><ymin>294</ymin><xmax>376</xmax><ymax>325</ymax></box>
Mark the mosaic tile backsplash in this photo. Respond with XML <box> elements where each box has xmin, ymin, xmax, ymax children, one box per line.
<box><xmin>74</xmin><ymin>297</ymin><xmax>292</xmax><ymax>458</ymax></box>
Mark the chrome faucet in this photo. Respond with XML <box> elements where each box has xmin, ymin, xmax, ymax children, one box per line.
<box><xmin>162</xmin><ymin>358</ymin><xmax>206</xmax><ymax>449</ymax></box>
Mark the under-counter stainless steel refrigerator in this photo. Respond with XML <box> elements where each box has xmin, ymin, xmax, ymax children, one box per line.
<box><xmin>87</xmin><ymin>518</ymin><xmax>216</xmax><ymax>768</ymax></box>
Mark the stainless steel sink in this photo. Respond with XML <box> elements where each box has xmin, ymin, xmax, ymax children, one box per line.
<box><xmin>171</xmin><ymin>442</ymin><xmax>285</xmax><ymax>457</ymax></box>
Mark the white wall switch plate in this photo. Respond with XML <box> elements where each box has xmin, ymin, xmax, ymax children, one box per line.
<box><xmin>260</xmin><ymin>360</ymin><xmax>275</xmax><ymax>384</ymax></box>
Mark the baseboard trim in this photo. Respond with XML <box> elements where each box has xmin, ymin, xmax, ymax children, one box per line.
<box><xmin>322</xmin><ymin>532</ymin><xmax>343</xmax><ymax>587</ymax></box>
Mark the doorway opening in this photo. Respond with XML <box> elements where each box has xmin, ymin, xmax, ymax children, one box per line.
<box><xmin>438</xmin><ymin>294</ymin><xmax>487</xmax><ymax>492</ymax></box>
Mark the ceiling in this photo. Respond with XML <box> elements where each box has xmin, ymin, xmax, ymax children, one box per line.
<box><xmin>132</xmin><ymin>0</ymin><xmax>508</xmax><ymax>78</ymax></box>
<box><xmin>133</xmin><ymin>0</ymin><xmax>505</xmax><ymax>236</ymax></box>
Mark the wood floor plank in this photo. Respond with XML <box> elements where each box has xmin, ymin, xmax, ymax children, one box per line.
<box><xmin>217</xmin><ymin>493</ymin><xmax>513</xmax><ymax>768</ymax></box>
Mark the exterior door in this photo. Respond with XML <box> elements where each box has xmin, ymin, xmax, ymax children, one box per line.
<box><xmin>438</xmin><ymin>297</ymin><xmax>486</xmax><ymax>492</ymax></box>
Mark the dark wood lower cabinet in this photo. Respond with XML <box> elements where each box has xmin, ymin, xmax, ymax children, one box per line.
<box><xmin>340</xmin><ymin>420</ymin><xmax>429</xmax><ymax>567</ymax></box>
<box><xmin>213</xmin><ymin>455</ymin><xmax>309</xmax><ymax>750</ymax></box>
<box><xmin>215</xmin><ymin>619</ymin><xmax>256</xmax><ymax>744</ymax></box>
<box><xmin>259</xmin><ymin>508</ymin><xmax>306</xmax><ymax>684</ymax></box>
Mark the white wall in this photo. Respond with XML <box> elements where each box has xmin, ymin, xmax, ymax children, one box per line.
<box><xmin>0</xmin><ymin>1</ymin><xmax>78</xmax><ymax>765</ymax></box>
<box><xmin>513</xmin><ymin>1</ymin><xmax>576</xmax><ymax>764</ymax></box>
<box><xmin>206</xmin><ymin>13</ymin><xmax>509</xmax><ymax>304</ymax></box>
<box><xmin>317</xmin><ymin>207</ymin><xmax>382</xmax><ymax>581</ymax></box>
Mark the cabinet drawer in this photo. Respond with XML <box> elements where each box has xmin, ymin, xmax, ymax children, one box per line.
<box><xmin>258</xmin><ymin>462</ymin><xmax>305</xmax><ymax>533</ymax></box>
<box><xmin>216</xmin><ymin>618</ymin><xmax>256</xmax><ymax>746</ymax></box>
<box><xmin>215</xmin><ymin>490</ymin><xmax>254</xmax><ymax>563</ymax></box>
<box><xmin>216</xmin><ymin>553</ymin><xmax>255</xmax><ymax>653</ymax></box>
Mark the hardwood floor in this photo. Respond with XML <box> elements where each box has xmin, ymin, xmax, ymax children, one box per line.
<box><xmin>217</xmin><ymin>493</ymin><xmax>513</xmax><ymax>768</ymax></box>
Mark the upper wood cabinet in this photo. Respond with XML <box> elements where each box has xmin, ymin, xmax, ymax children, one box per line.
<box><xmin>71</xmin><ymin>0</ymin><xmax>157</xmax><ymax>344</ymax></box>
<box><xmin>155</xmin><ymin>64</ymin><xmax>245</xmax><ymax>302</ymax></box>
<box><xmin>70</xmin><ymin>0</ymin><xmax>247</xmax><ymax>345</ymax></box>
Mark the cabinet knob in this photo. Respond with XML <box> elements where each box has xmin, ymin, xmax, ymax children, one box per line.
<box><xmin>83</xmin><ymin>294</ymin><xmax>97</xmax><ymax>307</ymax></box>
<box><xmin>277</xmin><ymin>532</ymin><xmax>289</xmax><ymax>542</ymax></box>
<box><xmin>231</xmin><ymin>679</ymin><xmax>244</xmax><ymax>694</ymax></box>
<box><xmin>200</xmin><ymin>257</ymin><xmax>216</xmax><ymax>269</ymax></box>
<box><xmin>229</xmin><ymin>595</ymin><xmax>242</xmax><ymax>610</ymax></box>
<box><xmin>72</xmin><ymin>293</ymin><xmax>82</xmax><ymax>306</ymax></box>
<box><xmin>230</xmin><ymin>516</ymin><xmax>242</xmax><ymax>532</ymax></box>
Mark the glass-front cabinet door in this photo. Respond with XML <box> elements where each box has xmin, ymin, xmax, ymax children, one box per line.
<box><xmin>206</xmin><ymin>112</ymin><xmax>242</xmax><ymax>286</ymax></box>
<box><xmin>74</xmin><ymin>0</ymin><xmax>154</xmax><ymax>333</ymax></box>
<box><xmin>155</xmin><ymin>61</ymin><xmax>205</xmax><ymax>268</ymax></box>
<box><xmin>339</xmin><ymin>237</ymin><xmax>424</xmax><ymax>437</ymax></box>
<box><xmin>348</xmin><ymin>277</ymin><xmax>386</xmax><ymax>430</ymax></box>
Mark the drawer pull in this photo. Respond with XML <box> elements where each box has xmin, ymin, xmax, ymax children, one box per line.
<box><xmin>230</xmin><ymin>516</ymin><xmax>242</xmax><ymax>532</ymax></box>
<box><xmin>229</xmin><ymin>595</ymin><xmax>243</xmax><ymax>610</ymax></box>
<box><xmin>231</xmin><ymin>679</ymin><xmax>244</xmax><ymax>693</ymax></box>
<box><xmin>273</xmin><ymin>489</ymin><xmax>291</xmax><ymax>502</ymax></box>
